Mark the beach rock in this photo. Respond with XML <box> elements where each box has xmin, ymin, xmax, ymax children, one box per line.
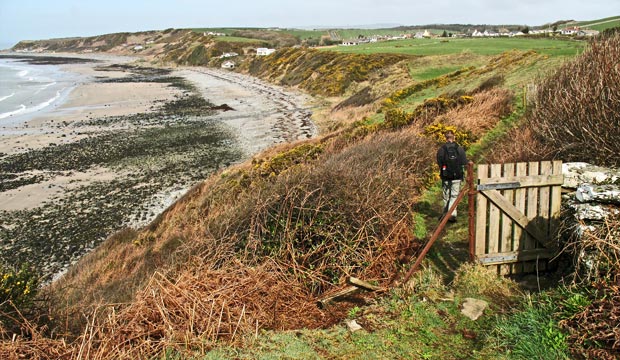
<box><xmin>575</xmin><ymin>183</ymin><xmax>620</xmax><ymax>205</ymax></box>
<box><xmin>461</xmin><ymin>298</ymin><xmax>488</xmax><ymax>321</ymax></box>
<box><xmin>563</xmin><ymin>162</ymin><xmax>620</xmax><ymax>189</ymax></box>
<box><xmin>569</xmin><ymin>202</ymin><xmax>620</xmax><ymax>221</ymax></box>
<box><xmin>346</xmin><ymin>319</ymin><xmax>363</xmax><ymax>332</ymax></box>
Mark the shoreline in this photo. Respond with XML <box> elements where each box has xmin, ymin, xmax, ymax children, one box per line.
<box><xmin>0</xmin><ymin>54</ymin><xmax>316</xmax><ymax>281</ymax></box>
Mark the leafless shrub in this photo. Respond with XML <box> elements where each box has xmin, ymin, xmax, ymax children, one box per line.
<box><xmin>528</xmin><ymin>32</ymin><xmax>620</xmax><ymax>167</ymax></box>
<box><xmin>562</xmin><ymin>216</ymin><xmax>620</xmax><ymax>285</ymax></box>
<box><xmin>482</xmin><ymin>123</ymin><xmax>554</xmax><ymax>164</ymax></box>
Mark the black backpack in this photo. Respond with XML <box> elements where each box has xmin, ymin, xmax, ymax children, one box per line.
<box><xmin>441</xmin><ymin>143</ymin><xmax>462</xmax><ymax>180</ymax></box>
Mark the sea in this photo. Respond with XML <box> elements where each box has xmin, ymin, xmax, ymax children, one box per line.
<box><xmin>0</xmin><ymin>56</ymin><xmax>83</xmax><ymax>128</ymax></box>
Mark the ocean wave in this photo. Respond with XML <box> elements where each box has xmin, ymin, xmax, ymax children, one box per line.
<box><xmin>35</xmin><ymin>82</ymin><xmax>57</xmax><ymax>94</ymax></box>
<box><xmin>0</xmin><ymin>89</ymin><xmax>64</xmax><ymax>120</ymax></box>
<box><xmin>0</xmin><ymin>104</ymin><xmax>27</xmax><ymax>119</ymax></box>
<box><xmin>17</xmin><ymin>69</ymin><xmax>29</xmax><ymax>77</ymax></box>
<box><xmin>0</xmin><ymin>92</ymin><xmax>15</xmax><ymax>102</ymax></box>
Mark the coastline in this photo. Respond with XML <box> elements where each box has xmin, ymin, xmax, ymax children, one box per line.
<box><xmin>0</xmin><ymin>54</ymin><xmax>315</xmax><ymax>281</ymax></box>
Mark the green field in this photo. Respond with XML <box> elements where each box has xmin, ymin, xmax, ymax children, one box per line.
<box><xmin>334</xmin><ymin>28</ymin><xmax>449</xmax><ymax>40</ymax></box>
<box><xmin>559</xmin><ymin>15</ymin><xmax>620</xmax><ymax>31</ymax></box>
<box><xmin>213</xmin><ymin>36</ymin><xmax>263</xmax><ymax>43</ymax></box>
<box><xmin>324</xmin><ymin>37</ymin><xmax>585</xmax><ymax>57</ymax></box>
<box><xmin>280</xmin><ymin>29</ymin><xmax>328</xmax><ymax>39</ymax></box>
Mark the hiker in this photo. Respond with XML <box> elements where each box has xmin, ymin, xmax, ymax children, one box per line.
<box><xmin>436</xmin><ymin>130</ymin><xmax>467</xmax><ymax>222</ymax></box>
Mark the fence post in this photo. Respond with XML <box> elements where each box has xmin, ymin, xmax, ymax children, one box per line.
<box><xmin>467</xmin><ymin>161</ymin><xmax>476</xmax><ymax>262</ymax></box>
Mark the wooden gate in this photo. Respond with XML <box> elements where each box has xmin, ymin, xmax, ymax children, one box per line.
<box><xmin>474</xmin><ymin>161</ymin><xmax>563</xmax><ymax>274</ymax></box>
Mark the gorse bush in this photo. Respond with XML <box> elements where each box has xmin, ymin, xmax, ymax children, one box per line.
<box><xmin>0</xmin><ymin>264</ymin><xmax>38</xmax><ymax>312</ymax></box>
<box><xmin>0</xmin><ymin>264</ymin><xmax>39</xmax><ymax>335</ymax></box>
<box><xmin>245</xmin><ymin>48</ymin><xmax>406</xmax><ymax>96</ymax></box>
<box><xmin>529</xmin><ymin>32</ymin><xmax>620</xmax><ymax>167</ymax></box>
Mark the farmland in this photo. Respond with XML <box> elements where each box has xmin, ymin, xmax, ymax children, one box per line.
<box><xmin>324</xmin><ymin>36</ymin><xmax>585</xmax><ymax>57</ymax></box>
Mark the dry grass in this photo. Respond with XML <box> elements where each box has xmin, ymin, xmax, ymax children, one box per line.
<box><xmin>560</xmin><ymin>281</ymin><xmax>620</xmax><ymax>359</ymax></box>
<box><xmin>63</xmin><ymin>261</ymin><xmax>331</xmax><ymax>359</ymax></box>
<box><xmin>438</xmin><ymin>88</ymin><xmax>513</xmax><ymax>138</ymax></box>
<box><xmin>482</xmin><ymin>123</ymin><xmax>554</xmax><ymax>164</ymax></box>
<box><xmin>3</xmin><ymin>125</ymin><xmax>437</xmax><ymax>358</ymax></box>
<box><xmin>558</xmin><ymin>216</ymin><xmax>620</xmax><ymax>358</ymax></box>
<box><xmin>562</xmin><ymin>216</ymin><xmax>620</xmax><ymax>284</ymax></box>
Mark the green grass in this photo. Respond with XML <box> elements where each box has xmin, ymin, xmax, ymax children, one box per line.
<box><xmin>280</xmin><ymin>29</ymin><xmax>328</xmax><ymax>40</ymax></box>
<box><xmin>214</xmin><ymin>36</ymin><xmax>263</xmax><ymax>43</ymax></box>
<box><xmin>589</xmin><ymin>19</ymin><xmax>620</xmax><ymax>32</ymax></box>
<box><xmin>491</xmin><ymin>294</ymin><xmax>571</xmax><ymax>360</ymax></box>
<box><xmin>410</xmin><ymin>65</ymin><xmax>464</xmax><ymax>81</ymax></box>
<box><xmin>173</xmin><ymin>286</ymin><xmax>504</xmax><ymax>360</ymax></box>
<box><xmin>190</xmin><ymin>28</ymin><xmax>237</xmax><ymax>35</ymax></box>
<box><xmin>324</xmin><ymin>37</ymin><xmax>584</xmax><ymax>57</ymax></box>
<box><xmin>558</xmin><ymin>15</ymin><xmax>620</xmax><ymax>31</ymax></box>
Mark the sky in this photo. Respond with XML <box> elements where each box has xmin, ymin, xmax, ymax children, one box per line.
<box><xmin>0</xmin><ymin>0</ymin><xmax>618</xmax><ymax>47</ymax></box>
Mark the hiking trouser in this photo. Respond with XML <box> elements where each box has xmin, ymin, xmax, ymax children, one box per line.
<box><xmin>442</xmin><ymin>180</ymin><xmax>461</xmax><ymax>217</ymax></box>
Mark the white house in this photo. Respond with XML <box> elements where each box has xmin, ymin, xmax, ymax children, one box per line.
<box><xmin>133</xmin><ymin>45</ymin><xmax>144</xmax><ymax>51</ymax></box>
<box><xmin>256</xmin><ymin>48</ymin><xmax>276</xmax><ymax>56</ymax></box>
<box><xmin>221</xmin><ymin>61</ymin><xmax>235</xmax><ymax>69</ymax></box>
<box><xmin>561</xmin><ymin>27</ymin><xmax>580</xmax><ymax>35</ymax></box>
<box><xmin>219</xmin><ymin>52</ymin><xmax>238</xmax><ymax>58</ymax></box>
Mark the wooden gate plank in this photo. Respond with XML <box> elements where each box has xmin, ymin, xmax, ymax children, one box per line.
<box><xmin>524</xmin><ymin>162</ymin><xmax>539</xmax><ymax>273</ymax></box>
<box><xmin>473</xmin><ymin>161</ymin><xmax>562</xmax><ymax>274</ymax></box>
<box><xmin>487</xmin><ymin>164</ymin><xmax>502</xmax><ymax>256</ymax></box>
<box><xmin>539</xmin><ymin>161</ymin><xmax>552</xmax><ymax>241</ymax></box>
<box><xmin>550</xmin><ymin>160</ymin><xmax>563</xmax><ymax>236</ymax></box>
<box><xmin>480</xmin><ymin>189</ymin><xmax>555</xmax><ymax>250</ymax></box>
<box><xmin>500</xmin><ymin>163</ymin><xmax>515</xmax><ymax>275</ymax></box>
<box><xmin>477</xmin><ymin>248</ymin><xmax>555</xmax><ymax>265</ymax></box>
<box><xmin>513</xmin><ymin>162</ymin><xmax>528</xmax><ymax>273</ymax></box>
<box><xmin>475</xmin><ymin>164</ymin><xmax>489</xmax><ymax>257</ymax></box>
<box><xmin>478</xmin><ymin>174</ymin><xmax>563</xmax><ymax>187</ymax></box>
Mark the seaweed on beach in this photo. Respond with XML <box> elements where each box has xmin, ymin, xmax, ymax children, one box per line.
<box><xmin>0</xmin><ymin>173</ymin><xmax>48</xmax><ymax>192</ymax></box>
<box><xmin>0</xmin><ymin>55</ymin><xmax>100</xmax><ymax>65</ymax></box>
<box><xmin>0</xmin><ymin>121</ymin><xmax>243</xmax><ymax>281</ymax></box>
<box><xmin>0</xmin><ymin>63</ymin><xmax>246</xmax><ymax>281</ymax></box>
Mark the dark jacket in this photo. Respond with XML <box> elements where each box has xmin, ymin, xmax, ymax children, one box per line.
<box><xmin>436</xmin><ymin>142</ymin><xmax>467</xmax><ymax>180</ymax></box>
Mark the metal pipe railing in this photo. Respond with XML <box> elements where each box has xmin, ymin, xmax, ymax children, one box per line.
<box><xmin>401</xmin><ymin>161</ymin><xmax>475</xmax><ymax>284</ymax></box>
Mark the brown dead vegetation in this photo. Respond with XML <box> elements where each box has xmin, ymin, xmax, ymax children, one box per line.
<box><xmin>1</xmin><ymin>126</ymin><xmax>435</xmax><ymax>358</ymax></box>
<box><xmin>528</xmin><ymin>31</ymin><xmax>620</xmax><ymax>167</ymax></box>
<box><xmin>438</xmin><ymin>88</ymin><xmax>513</xmax><ymax>138</ymax></box>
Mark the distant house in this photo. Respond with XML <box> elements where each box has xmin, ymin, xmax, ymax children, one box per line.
<box><xmin>341</xmin><ymin>39</ymin><xmax>359</xmax><ymax>46</ymax></box>
<box><xmin>578</xmin><ymin>29</ymin><xmax>600</xmax><ymax>37</ymax></box>
<box><xmin>133</xmin><ymin>45</ymin><xmax>144</xmax><ymax>51</ymax></box>
<box><xmin>561</xmin><ymin>27</ymin><xmax>580</xmax><ymax>35</ymax></box>
<box><xmin>204</xmin><ymin>31</ymin><xmax>227</xmax><ymax>36</ymax></box>
<box><xmin>414</xmin><ymin>32</ymin><xmax>425</xmax><ymax>39</ymax></box>
<box><xmin>472</xmin><ymin>30</ymin><xmax>484</xmax><ymax>37</ymax></box>
<box><xmin>256</xmin><ymin>48</ymin><xmax>276</xmax><ymax>56</ymax></box>
<box><xmin>221</xmin><ymin>61</ymin><xmax>235</xmax><ymax>69</ymax></box>
<box><xmin>219</xmin><ymin>52</ymin><xmax>238</xmax><ymax>58</ymax></box>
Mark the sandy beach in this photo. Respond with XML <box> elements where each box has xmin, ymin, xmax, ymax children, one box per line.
<box><xmin>0</xmin><ymin>54</ymin><xmax>315</xmax><ymax>280</ymax></box>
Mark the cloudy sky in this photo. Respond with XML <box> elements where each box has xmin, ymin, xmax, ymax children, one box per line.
<box><xmin>0</xmin><ymin>0</ymin><xmax>618</xmax><ymax>46</ymax></box>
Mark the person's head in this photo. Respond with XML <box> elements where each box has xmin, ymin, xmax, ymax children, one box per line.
<box><xmin>444</xmin><ymin>130</ymin><xmax>455</xmax><ymax>143</ymax></box>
